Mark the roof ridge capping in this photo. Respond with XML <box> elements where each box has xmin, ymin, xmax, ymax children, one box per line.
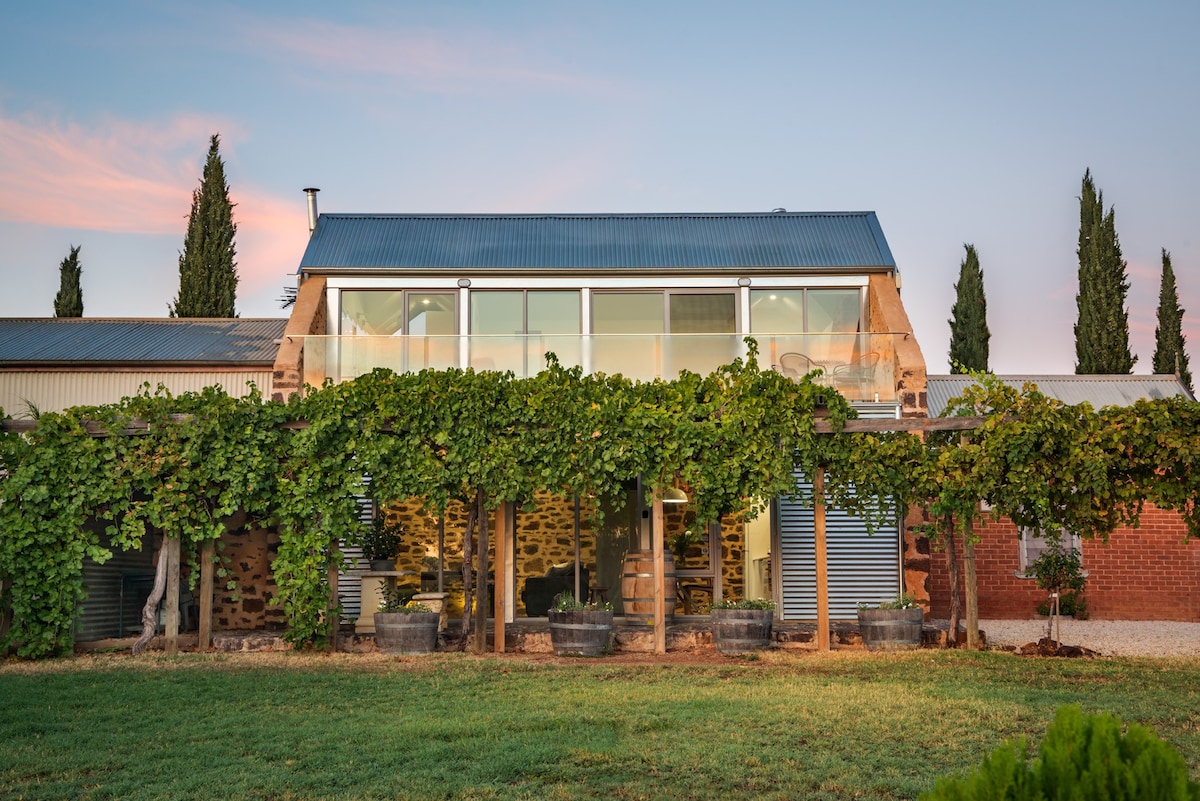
<box><xmin>321</xmin><ymin>210</ymin><xmax>877</xmax><ymax>220</ymax></box>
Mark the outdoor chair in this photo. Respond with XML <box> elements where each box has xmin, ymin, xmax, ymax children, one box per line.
<box><xmin>522</xmin><ymin>562</ymin><xmax>591</xmax><ymax>616</ymax></box>
<box><xmin>831</xmin><ymin>352</ymin><xmax>881</xmax><ymax>397</ymax></box>
<box><xmin>778</xmin><ymin>352</ymin><xmax>821</xmax><ymax>381</ymax></box>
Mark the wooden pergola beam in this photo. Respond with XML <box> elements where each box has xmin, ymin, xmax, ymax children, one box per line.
<box><xmin>1</xmin><ymin>415</ymin><xmax>986</xmax><ymax>437</ymax></box>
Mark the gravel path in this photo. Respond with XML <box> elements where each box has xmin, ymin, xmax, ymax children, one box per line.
<box><xmin>979</xmin><ymin>618</ymin><xmax>1200</xmax><ymax>657</ymax></box>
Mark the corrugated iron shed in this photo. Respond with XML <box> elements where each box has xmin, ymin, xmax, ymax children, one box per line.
<box><xmin>927</xmin><ymin>374</ymin><xmax>1194</xmax><ymax>416</ymax></box>
<box><xmin>299</xmin><ymin>211</ymin><xmax>897</xmax><ymax>272</ymax></box>
<box><xmin>0</xmin><ymin>319</ymin><xmax>288</xmax><ymax>366</ymax></box>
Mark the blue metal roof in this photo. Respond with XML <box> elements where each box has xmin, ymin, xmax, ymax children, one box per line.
<box><xmin>0</xmin><ymin>319</ymin><xmax>288</xmax><ymax>366</ymax></box>
<box><xmin>927</xmin><ymin>374</ymin><xmax>1194</xmax><ymax>416</ymax></box>
<box><xmin>298</xmin><ymin>211</ymin><xmax>896</xmax><ymax>272</ymax></box>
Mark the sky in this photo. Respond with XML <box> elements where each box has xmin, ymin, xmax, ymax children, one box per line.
<box><xmin>1</xmin><ymin>1</ymin><xmax>1197</xmax><ymax>375</ymax></box>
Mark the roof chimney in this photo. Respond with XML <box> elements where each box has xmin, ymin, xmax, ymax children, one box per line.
<box><xmin>303</xmin><ymin>187</ymin><xmax>320</xmax><ymax>235</ymax></box>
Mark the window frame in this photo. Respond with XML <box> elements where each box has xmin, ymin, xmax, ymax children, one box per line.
<box><xmin>1016</xmin><ymin>527</ymin><xmax>1085</xmax><ymax>579</ymax></box>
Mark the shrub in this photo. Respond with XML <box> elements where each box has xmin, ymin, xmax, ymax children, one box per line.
<box><xmin>1036</xmin><ymin>592</ymin><xmax>1089</xmax><ymax>619</ymax></box>
<box><xmin>858</xmin><ymin>592</ymin><xmax>919</xmax><ymax>611</ymax></box>
<box><xmin>920</xmin><ymin>705</ymin><xmax>1200</xmax><ymax>800</ymax></box>
<box><xmin>1028</xmin><ymin>536</ymin><xmax>1087</xmax><ymax>597</ymax></box>
<box><xmin>362</xmin><ymin>508</ymin><xmax>404</xmax><ymax>561</ymax></box>
<box><xmin>711</xmin><ymin>597</ymin><xmax>776</xmax><ymax>611</ymax></box>
<box><xmin>377</xmin><ymin>585</ymin><xmax>423</xmax><ymax>613</ymax></box>
<box><xmin>551</xmin><ymin>592</ymin><xmax>612</xmax><ymax>613</ymax></box>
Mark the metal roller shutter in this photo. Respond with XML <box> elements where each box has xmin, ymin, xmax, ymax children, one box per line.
<box><xmin>337</xmin><ymin>495</ymin><xmax>375</xmax><ymax>623</ymax></box>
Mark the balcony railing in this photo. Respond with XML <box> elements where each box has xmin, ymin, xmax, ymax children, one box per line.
<box><xmin>301</xmin><ymin>333</ymin><xmax>898</xmax><ymax>401</ymax></box>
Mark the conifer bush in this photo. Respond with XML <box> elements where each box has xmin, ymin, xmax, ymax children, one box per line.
<box><xmin>921</xmin><ymin>705</ymin><xmax>1200</xmax><ymax>800</ymax></box>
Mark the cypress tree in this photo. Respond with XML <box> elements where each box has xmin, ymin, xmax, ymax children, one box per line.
<box><xmin>947</xmin><ymin>243</ymin><xmax>989</xmax><ymax>373</ymax></box>
<box><xmin>1074</xmin><ymin>169</ymin><xmax>1135</xmax><ymax>373</ymax></box>
<box><xmin>170</xmin><ymin>134</ymin><xmax>238</xmax><ymax>318</ymax></box>
<box><xmin>53</xmin><ymin>245</ymin><xmax>83</xmax><ymax>318</ymax></box>
<box><xmin>1152</xmin><ymin>248</ymin><xmax>1192</xmax><ymax>392</ymax></box>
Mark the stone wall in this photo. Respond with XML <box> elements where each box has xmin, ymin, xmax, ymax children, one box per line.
<box><xmin>271</xmin><ymin>276</ymin><xmax>327</xmax><ymax>402</ymax></box>
<box><xmin>383</xmin><ymin>492</ymin><xmax>747</xmax><ymax>616</ymax></box>
<box><xmin>868</xmin><ymin>273</ymin><xmax>927</xmax><ymax>418</ymax></box>
<box><xmin>210</xmin><ymin>527</ymin><xmax>286</xmax><ymax>630</ymax></box>
<box><xmin>202</xmin><ymin>493</ymin><xmax>754</xmax><ymax>632</ymax></box>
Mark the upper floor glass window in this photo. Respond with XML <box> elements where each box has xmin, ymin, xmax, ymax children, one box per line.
<box><xmin>470</xmin><ymin>290</ymin><xmax>581</xmax><ymax>335</ymax></box>
<box><xmin>469</xmin><ymin>290</ymin><xmax>581</xmax><ymax>373</ymax></box>
<box><xmin>749</xmin><ymin>288</ymin><xmax>862</xmax><ymax>333</ymax></box>
<box><xmin>340</xmin><ymin>290</ymin><xmax>456</xmax><ymax>336</ymax></box>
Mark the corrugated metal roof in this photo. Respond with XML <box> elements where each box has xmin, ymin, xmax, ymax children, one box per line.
<box><xmin>0</xmin><ymin>319</ymin><xmax>288</xmax><ymax>366</ymax></box>
<box><xmin>298</xmin><ymin>211</ymin><xmax>897</xmax><ymax>271</ymax></box>
<box><xmin>927</xmin><ymin>374</ymin><xmax>1193</xmax><ymax>416</ymax></box>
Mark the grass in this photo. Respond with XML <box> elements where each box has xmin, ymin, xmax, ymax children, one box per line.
<box><xmin>2</xmin><ymin>649</ymin><xmax>1198</xmax><ymax>800</ymax></box>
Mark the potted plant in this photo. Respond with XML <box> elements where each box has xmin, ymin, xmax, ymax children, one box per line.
<box><xmin>669</xmin><ymin>528</ymin><xmax>703</xmax><ymax>566</ymax></box>
<box><xmin>363</xmin><ymin>508</ymin><xmax>404</xmax><ymax>571</ymax></box>
<box><xmin>374</xmin><ymin>586</ymin><xmax>438</xmax><ymax>655</ymax></box>
<box><xmin>709</xmin><ymin>598</ymin><xmax>775</xmax><ymax>654</ymax></box>
<box><xmin>547</xmin><ymin>592</ymin><xmax>614</xmax><ymax>656</ymax></box>
<box><xmin>857</xmin><ymin>592</ymin><xmax>923</xmax><ymax>651</ymax></box>
<box><xmin>1028</xmin><ymin>536</ymin><xmax>1087</xmax><ymax>646</ymax></box>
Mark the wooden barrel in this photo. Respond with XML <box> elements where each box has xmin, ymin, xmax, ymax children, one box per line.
<box><xmin>548</xmin><ymin>610</ymin><xmax>614</xmax><ymax>656</ymax></box>
<box><xmin>621</xmin><ymin>550</ymin><xmax>677</xmax><ymax>625</ymax></box>
<box><xmin>857</xmin><ymin>608</ymin><xmax>923</xmax><ymax>651</ymax></box>
<box><xmin>710</xmin><ymin>609</ymin><xmax>774</xmax><ymax>654</ymax></box>
<box><xmin>374</xmin><ymin>612</ymin><xmax>440</xmax><ymax>655</ymax></box>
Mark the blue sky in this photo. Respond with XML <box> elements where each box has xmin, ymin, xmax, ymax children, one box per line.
<box><xmin>1</xmin><ymin>1</ymin><xmax>1196</xmax><ymax>374</ymax></box>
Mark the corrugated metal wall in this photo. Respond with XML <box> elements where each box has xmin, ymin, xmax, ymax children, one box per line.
<box><xmin>0</xmin><ymin>370</ymin><xmax>274</xmax><ymax>415</ymax></box>
<box><xmin>76</xmin><ymin>539</ymin><xmax>155</xmax><ymax>641</ymax></box>
<box><xmin>778</xmin><ymin>403</ymin><xmax>903</xmax><ymax>620</ymax></box>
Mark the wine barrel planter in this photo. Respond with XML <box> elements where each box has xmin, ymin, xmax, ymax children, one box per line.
<box><xmin>548</xmin><ymin>609</ymin><xmax>614</xmax><ymax>656</ymax></box>
<box><xmin>620</xmin><ymin>550</ymin><xmax>677</xmax><ymax>625</ymax></box>
<box><xmin>711</xmin><ymin>608</ymin><xmax>774</xmax><ymax>654</ymax></box>
<box><xmin>374</xmin><ymin>611</ymin><xmax>440</xmax><ymax>655</ymax></box>
<box><xmin>857</xmin><ymin>608</ymin><xmax>924</xmax><ymax>651</ymax></box>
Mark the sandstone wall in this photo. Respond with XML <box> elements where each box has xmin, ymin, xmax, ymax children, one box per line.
<box><xmin>210</xmin><ymin>527</ymin><xmax>286</xmax><ymax>630</ymax></box>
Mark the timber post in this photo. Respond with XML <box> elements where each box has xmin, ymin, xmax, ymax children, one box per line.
<box><xmin>652</xmin><ymin>497</ymin><xmax>666</xmax><ymax>655</ymax></box>
<box><xmin>814</xmin><ymin>468</ymin><xmax>830</xmax><ymax>652</ymax></box>
<box><xmin>198</xmin><ymin>539</ymin><xmax>214</xmax><ymax>650</ymax></box>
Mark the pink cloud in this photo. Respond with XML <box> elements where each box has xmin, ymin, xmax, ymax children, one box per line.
<box><xmin>0</xmin><ymin>108</ymin><xmax>309</xmax><ymax>311</ymax></box>
<box><xmin>231</xmin><ymin>188</ymin><xmax>309</xmax><ymax>300</ymax></box>
<box><xmin>0</xmin><ymin>109</ymin><xmax>239</xmax><ymax>234</ymax></box>
<box><xmin>249</xmin><ymin>17</ymin><xmax>610</xmax><ymax>96</ymax></box>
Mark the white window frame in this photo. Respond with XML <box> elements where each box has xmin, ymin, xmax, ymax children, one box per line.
<box><xmin>1016</xmin><ymin>528</ymin><xmax>1084</xmax><ymax>579</ymax></box>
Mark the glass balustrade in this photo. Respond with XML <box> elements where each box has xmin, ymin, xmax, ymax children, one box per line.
<box><xmin>301</xmin><ymin>333</ymin><xmax>898</xmax><ymax>401</ymax></box>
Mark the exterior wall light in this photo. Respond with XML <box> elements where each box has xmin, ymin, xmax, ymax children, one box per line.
<box><xmin>662</xmin><ymin>487</ymin><xmax>689</xmax><ymax>504</ymax></box>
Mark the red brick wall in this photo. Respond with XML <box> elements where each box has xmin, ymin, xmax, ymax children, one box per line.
<box><xmin>928</xmin><ymin>505</ymin><xmax>1200</xmax><ymax>621</ymax></box>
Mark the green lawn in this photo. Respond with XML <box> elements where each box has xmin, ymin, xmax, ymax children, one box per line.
<box><xmin>2</xmin><ymin>649</ymin><xmax>1198</xmax><ymax>800</ymax></box>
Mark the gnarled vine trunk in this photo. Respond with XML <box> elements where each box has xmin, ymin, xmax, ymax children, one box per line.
<box><xmin>474</xmin><ymin>488</ymin><xmax>489</xmax><ymax>655</ymax></box>
<box><xmin>132</xmin><ymin>537</ymin><xmax>171</xmax><ymax>656</ymax></box>
<box><xmin>943</xmin><ymin>515</ymin><xmax>960</xmax><ymax>649</ymax></box>
<box><xmin>457</xmin><ymin>497</ymin><xmax>478</xmax><ymax>651</ymax></box>
<box><xmin>963</xmin><ymin>521</ymin><xmax>979</xmax><ymax>650</ymax></box>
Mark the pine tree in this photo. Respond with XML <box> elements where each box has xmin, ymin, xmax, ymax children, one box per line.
<box><xmin>1074</xmin><ymin>169</ymin><xmax>1135</xmax><ymax>374</ymax></box>
<box><xmin>947</xmin><ymin>243</ymin><xmax>989</xmax><ymax>373</ymax></box>
<box><xmin>170</xmin><ymin>134</ymin><xmax>238</xmax><ymax>318</ymax></box>
<box><xmin>1152</xmin><ymin>248</ymin><xmax>1192</xmax><ymax>392</ymax></box>
<box><xmin>53</xmin><ymin>245</ymin><xmax>83</xmax><ymax>318</ymax></box>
